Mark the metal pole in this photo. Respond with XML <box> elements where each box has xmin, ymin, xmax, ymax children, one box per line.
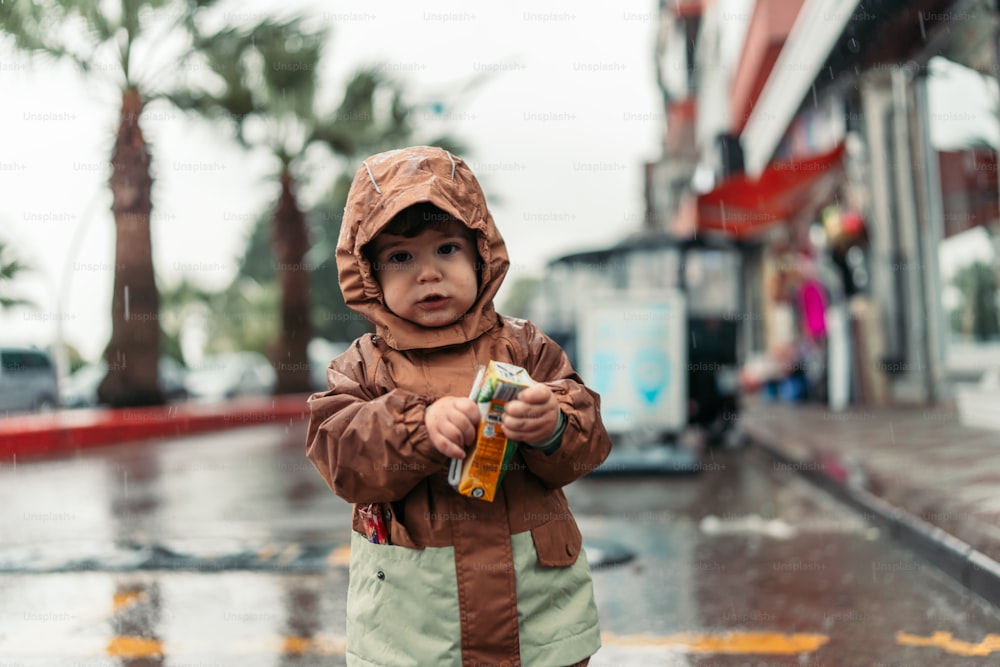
<box><xmin>891</xmin><ymin>65</ymin><xmax>931</xmax><ymax>403</ymax></box>
<box><xmin>912</xmin><ymin>70</ymin><xmax>945</xmax><ymax>403</ymax></box>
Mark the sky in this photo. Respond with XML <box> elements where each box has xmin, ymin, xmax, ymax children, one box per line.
<box><xmin>0</xmin><ymin>0</ymin><xmax>663</xmax><ymax>364</ymax></box>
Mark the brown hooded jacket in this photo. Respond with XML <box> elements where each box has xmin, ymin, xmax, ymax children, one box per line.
<box><xmin>306</xmin><ymin>146</ymin><xmax>612</xmax><ymax>666</ymax></box>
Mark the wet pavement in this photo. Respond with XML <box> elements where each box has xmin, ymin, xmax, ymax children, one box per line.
<box><xmin>1</xmin><ymin>422</ymin><xmax>998</xmax><ymax>665</ymax></box>
<box><xmin>741</xmin><ymin>398</ymin><xmax>1000</xmax><ymax>611</ymax></box>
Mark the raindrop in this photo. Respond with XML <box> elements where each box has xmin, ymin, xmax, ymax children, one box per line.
<box><xmin>124</xmin><ymin>285</ymin><xmax>130</xmax><ymax>321</ymax></box>
<box><xmin>847</xmin><ymin>37</ymin><xmax>860</xmax><ymax>53</ymax></box>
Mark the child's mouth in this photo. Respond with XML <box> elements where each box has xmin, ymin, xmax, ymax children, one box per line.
<box><xmin>419</xmin><ymin>294</ymin><xmax>448</xmax><ymax>309</ymax></box>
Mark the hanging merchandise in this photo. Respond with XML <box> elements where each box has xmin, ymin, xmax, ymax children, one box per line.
<box><xmin>799</xmin><ymin>278</ymin><xmax>829</xmax><ymax>342</ymax></box>
<box><xmin>821</xmin><ymin>206</ymin><xmax>866</xmax><ymax>250</ymax></box>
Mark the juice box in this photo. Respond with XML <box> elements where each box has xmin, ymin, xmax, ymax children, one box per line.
<box><xmin>448</xmin><ymin>361</ymin><xmax>535</xmax><ymax>501</ymax></box>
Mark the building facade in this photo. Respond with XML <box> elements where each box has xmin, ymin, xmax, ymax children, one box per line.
<box><xmin>650</xmin><ymin>0</ymin><xmax>1000</xmax><ymax>411</ymax></box>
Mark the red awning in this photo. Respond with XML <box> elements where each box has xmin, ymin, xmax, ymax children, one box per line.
<box><xmin>696</xmin><ymin>142</ymin><xmax>847</xmax><ymax>239</ymax></box>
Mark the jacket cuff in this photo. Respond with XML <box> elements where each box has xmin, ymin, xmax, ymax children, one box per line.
<box><xmin>522</xmin><ymin>409</ymin><xmax>566</xmax><ymax>455</ymax></box>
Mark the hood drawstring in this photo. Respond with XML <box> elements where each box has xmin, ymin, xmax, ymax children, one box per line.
<box><xmin>446</xmin><ymin>151</ymin><xmax>456</xmax><ymax>179</ymax></box>
<box><xmin>363</xmin><ymin>161</ymin><xmax>382</xmax><ymax>195</ymax></box>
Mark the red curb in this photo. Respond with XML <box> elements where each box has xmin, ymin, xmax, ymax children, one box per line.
<box><xmin>0</xmin><ymin>394</ymin><xmax>312</xmax><ymax>461</ymax></box>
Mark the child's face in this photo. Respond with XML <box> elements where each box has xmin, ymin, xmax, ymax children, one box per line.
<box><xmin>369</xmin><ymin>220</ymin><xmax>479</xmax><ymax>328</ymax></box>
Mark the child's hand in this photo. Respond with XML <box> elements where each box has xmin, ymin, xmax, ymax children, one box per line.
<box><xmin>425</xmin><ymin>396</ymin><xmax>481</xmax><ymax>460</ymax></box>
<box><xmin>502</xmin><ymin>383</ymin><xmax>559</xmax><ymax>444</ymax></box>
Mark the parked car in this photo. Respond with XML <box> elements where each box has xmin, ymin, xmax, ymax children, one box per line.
<box><xmin>185</xmin><ymin>351</ymin><xmax>277</xmax><ymax>402</ymax></box>
<box><xmin>60</xmin><ymin>357</ymin><xmax>190</xmax><ymax>409</ymax></box>
<box><xmin>0</xmin><ymin>346</ymin><xmax>60</xmax><ymax>416</ymax></box>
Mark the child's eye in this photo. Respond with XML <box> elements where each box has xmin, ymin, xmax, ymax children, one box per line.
<box><xmin>387</xmin><ymin>251</ymin><xmax>411</xmax><ymax>264</ymax></box>
<box><xmin>438</xmin><ymin>243</ymin><xmax>460</xmax><ymax>255</ymax></box>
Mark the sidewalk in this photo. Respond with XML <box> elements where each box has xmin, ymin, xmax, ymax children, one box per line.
<box><xmin>0</xmin><ymin>394</ymin><xmax>311</xmax><ymax>461</ymax></box>
<box><xmin>741</xmin><ymin>397</ymin><xmax>1000</xmax><ymax>608</ymax></box>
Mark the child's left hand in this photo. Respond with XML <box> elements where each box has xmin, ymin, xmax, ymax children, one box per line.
<box><xmin>502</xmin><ymin>383</ymin><xmax>559</xmax><ymax>444</ymax></box>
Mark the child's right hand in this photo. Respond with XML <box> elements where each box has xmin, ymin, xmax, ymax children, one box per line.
<box><xmin>425</xmin><ymin>396</ymin><xmax>481</xmax><ymax>460</ymax></box>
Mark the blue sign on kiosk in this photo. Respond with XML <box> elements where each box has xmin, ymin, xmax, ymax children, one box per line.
<box><xmin>578</xmin><ymin>291</ymin><xmax>687</xmax><ymax>435</ymax></box>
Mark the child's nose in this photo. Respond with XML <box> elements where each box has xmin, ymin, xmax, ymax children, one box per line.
<box><xmin>416</xmin><ymin>260</ymin><xmax>443</xmax><ymax>282</ymax></box>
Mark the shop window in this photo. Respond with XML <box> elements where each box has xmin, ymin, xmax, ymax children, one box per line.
<box><xmin>940</xmin><ymin>227</ymin><xmax>1000</xmax><ymax>341</ymax></box>
<box><xmin>926</xmin><ymin>56</ymin><xmax>1000</xmax><ymax>369</ymax></box>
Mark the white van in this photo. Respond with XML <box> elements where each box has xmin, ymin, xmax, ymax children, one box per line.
<box><xmin>0</xmin><ymin>347</ymin><xmax>60</xmax><ymax>416</ymax></box>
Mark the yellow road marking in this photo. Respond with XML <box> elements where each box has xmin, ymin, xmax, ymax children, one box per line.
<box><xmin>282</xmin><ymin>636</ymin><xmax>311</xmax><ymax>654</ymax></box>
<box><xmin>107</xmin><ymin>636</ymin><xmax>163</xmax><ymax>658</ymax></box>
<box><xmin>111</xmin><ymin>590</ymin><xmax>145</xmax><ymax>611</ymax></box>
<box><xmin>68</xmin><ymin>630</ymin><xmax>1000</xmax><ymax>659</ymax></box>
<box><xmin>276</xmin><ymin>632</ymin><xmax>828</xmax><ymax>657</ymax></box>
<box><xmin>602</xmin><ymin>631</ymin><xmax>829</xmax><ymax>654</ymax></box>
<box><xmin>281</xmin><ymin>635</ymin><xmax>348</xmax><ymax>655</ymax></box>
<box><xmin>896</xmin><ymin>631</ymin><xmax>1000</xmax><ymax>656</ymax></box>
<box><xmin>328</xmin><ymin>544</ymin><xmax>351</xmax><ymax>566</ymax></box>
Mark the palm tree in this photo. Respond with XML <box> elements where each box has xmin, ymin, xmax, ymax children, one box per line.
<box><xmin>0</xmin><ymin>0</ymin><xmax>238</xmax><ymax>406</ymax></box>
<box><xmin>169</xmin><ymin>18</ymin><xmax>326</xmax><ymax>394</ymax></box>
<box><xmin>174</xmin><ymin>18</ymin><xmax>466</xmax><ymax>393</ymax></box>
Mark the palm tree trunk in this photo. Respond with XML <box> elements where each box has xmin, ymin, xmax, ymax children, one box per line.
<box><xmin>272</xmin><ymin>167</ymin><xmax>313</xmax><ymax>394</ymax></box>
<box><xmin>97</xmin><ymin>87</ymin><xmax>163</xmax><ymax>407</ymax></box>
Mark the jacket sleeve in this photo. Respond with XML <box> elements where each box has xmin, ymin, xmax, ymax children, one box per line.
<box><xmin>515</xmin><ymin>321</ymin><xmax>612</xmax><ymax>488</ymax></box>
<box><xmin>305</xmin><ymin>341</ymin><xmax>448</xmax><ymax>504</ymax></box>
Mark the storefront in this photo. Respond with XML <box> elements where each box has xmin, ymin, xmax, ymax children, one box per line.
<box><xmin>683</xmin><ymin>76</ymin><xmax>865</xmax><ymax>405</ymax></box>
<box><xmin>857</xmin><ymin>0</ymin><xmax>1000</xmax><ymax>409</ymax></box>
<box><xmin>730</xmin><ymin>0</ymin><xmax>1000</xmax><ymax>409</ymax></box>
<box><xmin>923</xmin><ymin>32</ymin><xmax>1000</xmax><ymax>377</ymax></box>
<box><xmin>653</xmin><ymin>0</ymin><xmax>1000</xmax><ymax>411</ymax></box>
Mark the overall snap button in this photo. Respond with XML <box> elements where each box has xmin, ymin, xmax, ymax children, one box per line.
<box><xmin>376</xmin><ymin>570</ymin><xmax>385</xmax><ymax>580</ymax></box>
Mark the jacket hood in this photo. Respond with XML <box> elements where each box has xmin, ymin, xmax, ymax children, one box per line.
<box><xmin>337</xmin><ymin>146</ymin><xmax>510</xmax><ymax>350</ymax></box>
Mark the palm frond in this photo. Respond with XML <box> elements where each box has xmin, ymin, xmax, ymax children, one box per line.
<box><xmin>0</xmin><ymin>0</ymin><xmax>99</xmax><ymax>72</ymax></box>
<box><xmin>310</xmin><ymin>68</ymin><xmax>393</xmax><ymax>157</ymax></box>
<box><xmin>120</xmin><ymin>0</ymin><xmax>145</xmax><ymax>42</ymax></box>
<box><xmin>0</xmin><ymin>297</ymin><xmax>34</xmax><ymax>310</ymax></box>
<box><xmin>0</xmin><ymin>239</ymin><xmax>33</xmax><ymax>312</ymax></box>
<box><xmin>76</xmin><ymin>0</ymin><xmax>116</xmax><ymax>43</ymax></box>
<box><xmin>250</xmin><ymin>18</ymin><xmax>327</xmax><ymax>116</ymax></box>
<box><xmin>0</xmin><ymin>258</ymin><xmax>30</xmax><ymax>281</ymax></box>
<box><xmin>185</xmin><ymin>25</ymin><xmax>259</xmax><ymax>119</ymax></box>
